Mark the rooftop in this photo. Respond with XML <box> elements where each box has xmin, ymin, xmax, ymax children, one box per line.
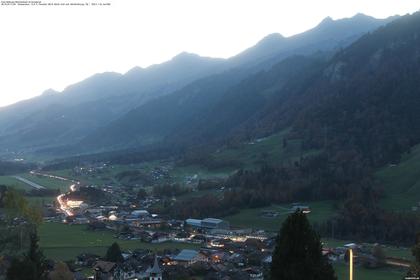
<box><xmin>174</xmin><ymin>249</ymin><xmax>199</xmax><ymax>262</ymax></box>
<box><xmin>203</xmin><ymin>218</ymin><xmax>224</xmax><ymax>224</ymax></box>
<box><xmin>186</xmin><ymin>218</ymin><xmax>202</xmax><ymax>226</ymax></box>
<box><xmin>146</xmin><ymin>256</ymin><xmax>162</xmax><ymax>274</ymax></box>
<box><xmin>94</xmin><ymin>261</ymin><xmax>116</xmax><ymax>273</ymax></box>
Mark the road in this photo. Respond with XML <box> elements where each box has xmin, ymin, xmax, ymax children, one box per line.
<box><xmin>57</xmin><ymin>193</ymin><xmax>75</xmax><ymax>216</ymax></box>
<box><xmin>13</xmin><ymin>176</ymin><xmax>46</xmax><ymax>190</ymax></box>
<box><xmin>29</xmin><ymin>171</ymin><xmax>81</xmax><ymax>217</ymax></box>
<box><xmin>30</xmin><ymin>170</ymin><xmax>79</xmax><ymax>184</ymax></box>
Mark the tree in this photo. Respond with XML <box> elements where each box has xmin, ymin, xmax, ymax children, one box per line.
<box><xmin>271</xmin><ymin>211</ymin><xmax>336</xmax><ymax>280</ymax></box>
<box><xmin>27</xmin><ymin>232</ymin><xmax>46</xmax><ymax>279</ymax></box>
<box><xmin>406</xmin><ymin>233</ymin><xmax>420</xmax><ymax>278</ymax></box>
<box><xmin>372</xmin><ymin>244</ymin><xmax>386</xmax><ymax>266</ymax></box>
<box><xmin>49</xmin><ymin>262</ymin><xmax>74</xmax><ymax>280</ymax></box>
<box><xmin>137</xmin><ymin>188</ymin><xmax>147</xmax><ymax>200</ymax></box>
<box><xmin>6</xmin><ymin>257</ymin><xmax>37</xmax><ymax>280</ymax></box>
<box><xmin>7</xmin><ymin>232</ymin><xmax>46</xmax><ymax>280</ymax></box>
<box><xmin>3</xmin><ymin>189</ymin><xmax>42</xmax><ymax>225</ymax></box>
<box><xmin>105</xmin><ymin>242</ymin><xmax>124</xmax><ymax>263</ymax></box>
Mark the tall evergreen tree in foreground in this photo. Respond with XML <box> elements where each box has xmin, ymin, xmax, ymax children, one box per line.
<box><xmin>406</xmin><ymin>233</ymin><xmax>420</xmax><ymax>278</ymax></box>
<box><xmin>7</xmin><ymin>232</ymin><xmax>46</xmax><ymax>280</ymax></box>
<box><xmin>271</xmin><ymin>211</ymin><xmax>336</xmax><ymax>280</ymax></box>
<box><xmin>105</xmin><ymin>242</ymin><xmax>124</xmax><ymax>263</ymax></box>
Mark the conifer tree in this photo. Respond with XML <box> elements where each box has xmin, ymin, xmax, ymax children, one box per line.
<box><xmin>7</xmin><ymin>231</ymin><xmax>46</xmax><ymax>280</ymax></box>
<box><xmin>105</xmin><ymin>242</ymin><xmax>124</xmax><ymax>263</ymax></box>
<box><xmin>271</xmin><ymin>211</ymin><xmax>336</xmax><ymax>280</ymax></box>
<box><xmin>406</xmin><ymin>233</ymin><xmax>420</xmax><ymax>278</ymax></box>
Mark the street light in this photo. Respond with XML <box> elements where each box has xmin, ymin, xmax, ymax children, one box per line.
<box><xmin>349</xmin><ymin>248</ymin><xmax>353</xmax><ymax>280</ymax></box>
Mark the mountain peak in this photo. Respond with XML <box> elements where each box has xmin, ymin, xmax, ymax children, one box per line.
<box><xmin>41</xmin><ymin>88</ymin><xmax>59</xmax><ymax>96</ymax></box>
<box><xmin>353</xmin><ymin>13</ymin><xmax>372</xmax><ymax>19</ymax></box>
<box><xmin>172</xmin><ymin>52</ymin><xmax>201</xmax><ymax>61</ymax></box>
<box><xmin>258</xmin><ymin>33</ymin><xmax>285</xmax><ymax>44</ymax></box>
<box><xmin>249</xmin><ymin>33</ymin><xmax>286</xmax><ymax>52</ymax></box>
<box><xmin>125</xmin><ymin>66</ymin><xmax>144</xmax><ymax>76</ymax></box>
<box><xmin>320</xmin><ymin>16</ymin><xmax>334</xmax><ymax>25</ymax></box>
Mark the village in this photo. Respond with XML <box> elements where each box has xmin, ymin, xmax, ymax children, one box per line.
<box><xmin>36</xmin><ymin>175</ymin><xmax>408</xmax><ymax>280</ymax></box>
<box><xmin>0</xmin><ymin>162</ymin><xmax>411</xmax><ymax>280</ymax></box>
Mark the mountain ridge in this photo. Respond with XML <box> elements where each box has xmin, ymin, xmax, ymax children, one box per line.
<box><xmin>0</xmin><ymin>13</ymin><xmax>399</xmax><ymax>157</ymax></box>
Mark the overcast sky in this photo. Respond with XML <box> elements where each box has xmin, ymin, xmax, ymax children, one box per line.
<box><xmin>0</xmin><ymin>0</ymin><xmax>418</xmax><ymax>107</ymax></box>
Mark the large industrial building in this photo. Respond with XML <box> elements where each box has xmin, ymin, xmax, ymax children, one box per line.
<box><xmin>185</xmin><ymin>217</ymin><xmax>230</xmax><ymax>230</ymax></box>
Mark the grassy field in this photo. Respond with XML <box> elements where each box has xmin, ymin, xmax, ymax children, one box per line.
<box><xmin>0</xmin><ymin>173</ymin><xmax>72</xmax><ymax>193</ymax></box>
<box><xmin>41</xmin><ymin>130</ymin><xmax>320</xmax><ymax>189</ymax></box>
<box><xmin>322</xmin><ymin>238</ymin><xmax>412</xmax><ymax>261</ymax></box>
<box><xmin>376</xmin><ymin>144</ymin><xmax>420</xmax><ymax>211</ymax></box>
<box><xmin>225</xmin><ymin>200</ymin><xmax>337</xmax><ymax>232</ymax></box>
<box><xmin>38</xmin><ymin>223</ymin><xmax>409</xmax><ymax>278</ymax></box>
<box><xmin>0</xmin><ymin>176</ymin><xmax>32</xmax><ymax>191</ymax></box>
<box><xmin>20</xmin><ymin>173</ymin><xmax>73</xmax><ymax>192</ymax></box>
<box><xmin>0</xmin><ymin>174</ymin><xmax>59</xmax><ymax>205</ymax></box>
<box><xmin>170</xmin><ymin>164</ymin><xmax>233</xmax><ymax>181</ymax></box>
<box><xmin>47</xmin><ymin>168</ymin><xmax>113</xmax><ymax>186</ymax></box>
<box><xmin>324</xmin><ymin>240</ymin><xmax>408</xmax><ymax>279</ymax></box>
<box><xmin>39</xmin><ymin>222</ymin><xmax>200</xmax><ymax>260</ymax></box>
<box><xmin>333</xmin><ymin>262</ymin><xmax>405</xmax><ymax>280</ymax></box>
<box><xmin>213</xmin><ymin>130</ymin><xmax>320</xmax><ymax>169</ymax></box>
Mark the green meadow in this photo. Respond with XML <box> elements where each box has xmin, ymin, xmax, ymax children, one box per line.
<box><xmin>39</xmin><ymin>222</ymin><xmax>199</xmax><ymax>261</ymax></box>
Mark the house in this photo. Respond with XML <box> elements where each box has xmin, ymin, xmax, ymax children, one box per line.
<box><xmin>190</xmin><ymin>234</ymin><xmax>206</xmax><ymax>244</ymax></box>
<box><xmin>93</xmin><ymin>261</ymin><xmax>117</xmax><ymax>280</ymax></box>
<box><xmin>131</xmin><ymin>210</ymin><xmax>149</xmax><ymax>217</ymax></box>
<box><xmin>210</xmin><ymin>251</ymin><xmax>229</xmax><ymax>263</ymax></box>
<box><xmin>173</xmin><ymin>249</ymin><xmax>207</xmax><ymax>266</ymax></box>
<box><xmin>185</xmin><ymin>218</ymin><xmax>202</xmax><ymax>228</ymax></box>
<box><xmin>167</xmin><ymin>219</ymin><xmax>184</xmax><ymax>229</ymax></box>
<box><xmin>75</xmin><ymin>253</ymin><xmax>100</xmax><ymax>267</ymax></box>
<box><xmin>114</xmin><ymin>261</ymin><xmax>139</xmax><ymax>280</ymax></box>
<box><xmin>344</xmin><ymin>243</ymin><xmax>359</xmax><ymax>250</ymax></box>
<box><xmin>151</xmin><ymin>232</ymin><xmax>170</xmax><ymax>243</ymax></box>
<box><xmin>290</xmin><ymin>205</ymin><xmax>311</xmax><ymax>214</ymax></box>
<box><xmin>74</xmin><ymin>271</ymin><xmax>88</xmax><ymax>280</ymax></box>
<box><xmin>245</xmin><ymin>238</ymin><xmax>266</xmax><ymax>251</ymax></box>
<box><xmin>322</xmin><ymin>248</ymin><xmax>339</xmax><ymax>262</ymax></box>
<box><xmin>85</xmin><ymin>208</ymin><xmax>103</xmax><ymax>216</ymax></box>
<box><xmin>133</xmin><ymin>219</ymin><xmax>164</xmax><ymax>229</ymax></box>
<box><xmin>73</xmin><ymin>216</ymin><xmax>90</xmax><ymax>224</ymax></box>
<box><xmin>244</xmin><ymin>267</ymin><xmax>264</xmax><ymax>280</ymax></box>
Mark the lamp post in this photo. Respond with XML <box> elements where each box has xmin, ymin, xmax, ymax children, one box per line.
<box><xmin>349</xmin><ymin>248</ymin><xmax>353</xmax><ymax>280</ymax></box>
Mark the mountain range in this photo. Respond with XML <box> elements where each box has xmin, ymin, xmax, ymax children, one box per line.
<box><xmin>0</xmin><ymin>13</ymin><xmax>400</xmax><ymax>159</ymax></box>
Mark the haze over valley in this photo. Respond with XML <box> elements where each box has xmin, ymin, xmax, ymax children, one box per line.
<box><xmin>1</xmin><ymin>4</ymin><xmax>420</xmax><ymax>280</ymax></box>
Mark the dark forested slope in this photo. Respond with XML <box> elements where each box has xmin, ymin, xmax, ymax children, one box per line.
<box><xmin>0</xmin><ymin>14</ymin><xmax>394</xmax><ymax>157</ymax></box>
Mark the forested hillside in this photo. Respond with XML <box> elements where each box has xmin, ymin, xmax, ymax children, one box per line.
<box><xmin>0</xmin><ymin>14</ymin><xmax>394</xmax><ymax>157</ymax></box>
<box><xmin>145</xmin><ymin>12</ymin><xmax>420</xmax><ymax>245</ymax></box>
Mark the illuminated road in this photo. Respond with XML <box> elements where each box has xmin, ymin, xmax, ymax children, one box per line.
<box><xmin>28</xmin><ymin>170</ymin><xmax>81</xmax><ymax>217</ymax></box>
<box><xmin>57</xmin><ymin>193</ymin><xmax>75</xmax><ymax>216</ymax></box>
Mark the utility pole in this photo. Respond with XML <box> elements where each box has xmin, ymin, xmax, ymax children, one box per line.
<box><xmin>349</xmin><ymin>248</ymin><xmax>354</xmax><ymax>280</ymax></box>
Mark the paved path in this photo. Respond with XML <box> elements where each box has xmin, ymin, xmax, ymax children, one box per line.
<box><xmin>13</xmin><ymin>176</ymin><xmax>46</xmax><ymax>190</ymax></box>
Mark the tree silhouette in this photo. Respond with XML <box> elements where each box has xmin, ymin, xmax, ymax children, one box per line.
<box><xmin>271</xmin><ymin>211</ymin><xmax>336</xmax><ymax>280</ymax></box>
<box><xmin>406</xmin><ymin>233</ymin><xmax>420</xmax><ymax>278</ymax></box>
<box><xmin>49</xmin><ymin>262</ymin><xmax>74</xmax><ymax>280</ymax></box>
<box><xmin>105</xmin><ymin>242</ymin><xmax>124</xmax><ymax>263</ymax></box>
<box><xmin>7</xmin><ymin>231</ymin><xmax>46</xmax><ymax>280</ymax></box>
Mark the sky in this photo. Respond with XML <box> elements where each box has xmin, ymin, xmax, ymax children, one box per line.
<box><xmin>0</xmin><ymin>0</ymin><xmax>418</xmax><ymax>107</ymax></box>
